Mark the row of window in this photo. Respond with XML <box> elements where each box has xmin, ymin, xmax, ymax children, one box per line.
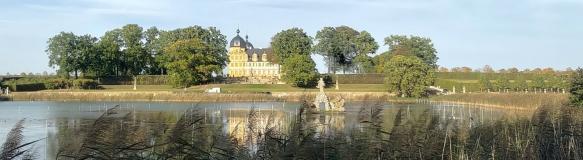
<box><xmin>229</xmin><ymin>70</ymin><xmax>279</xmax><ymax>76</ymax></box>
<box><xmin>230</xmin><ymin>53</ymin><xmax>268</xmax><ymax>62</ymax></box>
<box><xmin>230</xmin><ymin>62</ymin><xmax>277</xmax><ymax>67</ymax></box>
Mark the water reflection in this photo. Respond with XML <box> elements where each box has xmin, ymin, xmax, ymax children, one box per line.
<box><xmin>0</xmin><ymin>101</ymin><xmax>510</xmax><ymax>159</ymax></box>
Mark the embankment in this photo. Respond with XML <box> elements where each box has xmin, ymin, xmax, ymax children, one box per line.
<box><xmin>5</xmin><ymin>91</ymin><xmax>389</xmax><ymax>102</ymax></box>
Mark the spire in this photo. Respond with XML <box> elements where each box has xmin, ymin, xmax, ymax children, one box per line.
<box><xmin>236</xmin><ymin>28</ymin><xmax>240</xmax><ymax>35</ymax></box>
<box><xmin>245</xmin><ymin>34</ymin><xmax>249</xmax><ymax>42</ymax></box>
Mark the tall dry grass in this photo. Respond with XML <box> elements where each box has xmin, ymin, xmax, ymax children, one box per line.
<box><xmin>3</xmin><ymin>95</ymin><xmax>574</xmax><ymax>159</ymax></box>
<box><xmin>0</xmin><ymin>119</ymin><xmax>43</xmax><ymax>160</ymax></box>
<box><xmin>431</xmin><ymin>93</ymin><xmax>568</xmax><ymax>110</ymax></box>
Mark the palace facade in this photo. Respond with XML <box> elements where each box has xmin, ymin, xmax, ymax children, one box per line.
<box><xmin>227</xmin><ymin>29</ymin><xmax>280</xmax><ymax>84</ymax></box>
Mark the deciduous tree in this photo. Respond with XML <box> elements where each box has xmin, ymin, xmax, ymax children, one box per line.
<box><xmin>384</xmin><ymin>35</ymin><xmax>438</xmax><ymax>68</ymax></box>
<box><xmin>354</xmin><ymin>31</ymin><xmax>378</xmax><ymax>73</ymax></box>
<box><xmin>163</xmin><ymin>39</ymin><xmax>222</xmax><ymax>88</ymax></box>
<box><xmin>315</xmin><ymin>26</ymin><xmax>373</xmax><ymax>74</ymax></box>
<box><xmin>270</xmin><ymin>28</ymin><xmax>312</xmax><ymax>65</ymax></box>
<box><xmin>281</xmin><ymin>54</ymin><xmax>319</xmax><ymax>88</ymax></box>
<box><xmin>383</xmin><ymin>55</ymin><xmax>435</xmax><ymax>97</ymax></box>
<box><xmin>157</xmin><ymin>26</ymin><xmax>228</xmax><ymax>77</ymax></box>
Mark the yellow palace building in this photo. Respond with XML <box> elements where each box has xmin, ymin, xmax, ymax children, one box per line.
<box><xmin>227</xmin><ymin>29</ymin><xmax>280</xmax><ymax>84</ymax></box>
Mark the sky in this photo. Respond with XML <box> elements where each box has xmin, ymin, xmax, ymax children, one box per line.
<box><xmin>0</xmin><ymin>0</ymin><xmax>582</xmax><ymax>74</ymax></box>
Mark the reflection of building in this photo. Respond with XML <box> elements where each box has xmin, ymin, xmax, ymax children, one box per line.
<box><xmin>224</xmin><ymin>109</ymin><xmax>288</xmax><ymax>144</ymax></box>
<box><xmin>226</xmin><ymin>29</ymin><xmax>280</xmax><ymax>84</ymax></box>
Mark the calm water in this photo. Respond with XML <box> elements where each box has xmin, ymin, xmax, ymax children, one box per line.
<box><xmin>0</xmin><ymin>101</ymin><xmax>508</xmax><ymax>159</ymax></box>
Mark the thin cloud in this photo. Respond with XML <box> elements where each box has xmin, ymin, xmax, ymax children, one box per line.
<box><xmin>23</xmin><ymin>0</ymin><xmax>170</xmax><ymax>17</ymax></box>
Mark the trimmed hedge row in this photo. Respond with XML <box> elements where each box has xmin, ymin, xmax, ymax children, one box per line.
<box><xmin>5</xmin><ymin>78</ymin><xmax>100</xmax><ymax>92</ymax></box>
<box><xmin>99</xmin><ymin>75</ymin><xmax>169</xmax><ymax>85</ymax></box>
<box><xmin>98</xmin><ymin>75</ymin><xmax>223</xmax><ymax>85</ymax></box>
<box><xmin>8</xmin><ymin>83</ymin><xmax>46</xmax><ymax>92</ymax></box>
<box><xmin>325</xmin><ymin>74</ymin><xmax>385</xmax><ymax>84</ymax></box>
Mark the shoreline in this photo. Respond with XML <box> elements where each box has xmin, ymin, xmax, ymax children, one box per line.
<box><xmin>2</xmin><ymin>91</ymin><xmax>390</xmax><ymax>102</ymax></box>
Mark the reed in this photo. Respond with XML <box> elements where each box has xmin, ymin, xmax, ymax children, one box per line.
<box><xmin>0</xmin><ymin>119</ymin><xmax>42</xmax><ymax>160</ymax></box>
<box><xmin>431</xmin><ymin>93</ymin><xmax>568</xmax><ymax>110</ymax></box>
<box><xmin>22</xmin><ymin>96</ymin><xmax>579</xmax><ymax>159</ymax></box>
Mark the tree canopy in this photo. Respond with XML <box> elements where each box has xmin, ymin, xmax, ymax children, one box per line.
<box><xmin>271</xmin><ymin>28</ymin><xmax>318</xmax><ymax>88</ymax></box>
<box><xmin>46</xmin><ymin>24</ymin><xmax>228</xmax><ymax>82</ymax></box>
<box><xmin>281</xmin><ymin>54</ymin><xmax>319</xmax><ymax>88</ymax></box>
<box><xmin>163</xmin><ymin>39</ymin><xmax>223</xmax><ymax>88</ymax></box>
<box><xmin>384</xmin><ymin>35</ymin><xmax>438</xmax><ymax>68</ymax></box>
<box><xmin>270</xmin><ymin>28</ymin><xmax>312</xmax><ymax>64</ymax></box>
<box><xmin>383</xmin><ymin>55</ymin><xmax>435</xmax><ymax>97</ymax></box>
<box><xmin>314</xmin><ymin>26</ymin><xmax>378</xmax><ymax>74</ymax></box>
<box><xmin>46</xmin><ymin>32</ymin><xmax>98</xmax><ymax>78</ymax></box>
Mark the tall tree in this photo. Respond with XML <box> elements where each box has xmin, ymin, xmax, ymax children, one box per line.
<box><xmin>270</xmin><ymin>28</ymin><xmax>312</xmax><ymax>65</ymax></box>
<box><xmin>46</xmin><ymin>32</ymin><xmax>98</xmax><ymax>78</ymax></box>
<box><xmin>76</xmin><ymin>34</ymin><xmax>99</xmax><ymax>77</ymax></box>
<box><xmin>47</xmin><ymin>32</ymin><xmax>78</xmax><ymax>78</ymax></box>
<box><xmin>383</xmin><ymin>55</ymin><xmax>435</xmax><ymax>97</ymax></box>
<box><xmin>281</xmin><ymin>54</ymin><xmax>319</xmax><ymax>88</ymax></box>
<box><xmin>315</xmin><ymin>26</ymin><xmax>368</xmax><ymax>74</ymax></box>
<box><xmin>120</xmin><ymin>24</ymin><xmax>147</xmax><ymax>76</ymax></box>
<box><xmin>354</xmin><ymin>31</ymin><xmax>379</xmax><ymax>73</ymax></box>
<box><xmin>569</xmin><ymin>68</ymin><xmax>583</xmax><ymax>107</ymax></box>
<box><xmin>384</xmin><ymin>35</ymin><xmax>438</xmax><ymax>68</ymax></box>
<box><xmin>157</xmin><ymin>26</ymin><xmax>228</xmax><ymax>76</ymax></box>
<box><xmin>314</xmin><ymin>27</ymin><xmax>338</xmax><ymax>73</ymax></box>
<box><xmin>271</xmin><ymin>28</ymin><xmax>317</xmax><ymax>87</ymax></box>
<box><xmin>144</xmin><ymin>27</ymin><xmax>162</xmax><ymax>75</ymax></box>
<box><xmin>163</xmin><ymin>39</ymin><xmax>222</xmax><ymax>88</ymax></box>
<box><xmin>97</xmin><ymin>29</ymin><xmax>123</xmax><ymax>76</ymax></box>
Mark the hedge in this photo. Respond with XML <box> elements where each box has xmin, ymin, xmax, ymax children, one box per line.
<box><xmin>3</xmin><ymin>78</ymin><xmax>101</xmax><ymax>91</ymax></box>
<box><xmin>45</xmin><ymin>78</ymin><xmax>72</xmax><ymax>89</ymax></box>
<box><xmin>72</xmin><ymin>79</ymin><xmax>100</xmax><ymax>89</ymax></box>
<box><xmin>99</xmin><ymin>75</ymin><xmax>169</xmax><ymax>85</ymax></box>
<box><xmin>8</xmin><ymin>83</ymin><xmax>46</xmax><ymax>92</ymax></box>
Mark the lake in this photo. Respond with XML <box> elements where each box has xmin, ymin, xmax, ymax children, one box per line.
<box><xmin>0</xmin><ymin>101</ymin><xmax>510</xmax><ymax>159</ymax></box>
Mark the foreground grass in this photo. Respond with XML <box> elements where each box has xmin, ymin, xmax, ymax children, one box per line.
<box><xmin>431</xmin><ymin>93</ymin><xmax>569</xmax><ymax>109</ymax></box>
<box><xmin>35</xmin><ymin>98</ymin><xmax>583</xmax><ymax>159</ymax></box>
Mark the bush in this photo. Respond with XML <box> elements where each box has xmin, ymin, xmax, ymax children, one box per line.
<box><xmin>45</xmin><ymin>78</ymin><xmax>72</xmax><ymax>89</ymax></box>
<box><xmin>8</xmin><ymin>83</ymin><xmax>46</xmax><ymax>92</ymax></box>
<box><xmin>72</xmin><ymin>79</ymin><xmax>100</xmax><ymax>89</ymax></box>
<box><xmin>569</xmin><ymin>68</ymin><xmax>583</xmax><ymax>107</ymax></box>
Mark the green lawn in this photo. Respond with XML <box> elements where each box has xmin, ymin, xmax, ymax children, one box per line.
<box><xmin>57</xmin><ymin>84</ymin><xmax>389</xmax><ymax>93</ymax></box>
<box><xmin>191</xmin><ymin>84</ymin><xmax>387</xmax><ymax>93</ymax></box>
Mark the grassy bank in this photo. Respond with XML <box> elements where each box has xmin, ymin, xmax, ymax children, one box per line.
<box><xmin>431</xmin><ymin>93</ymin><xmax>569</xmax><ymax>110</ymax></box>
<box><xmin>48</xmin><ymin>84</ymin><xmax>388</xmax><ymax>93</ymax></box>
<box><xmin>8</xmin><ymin>91</ymin><xmax>389</xmax><ymax>102</ymax></box>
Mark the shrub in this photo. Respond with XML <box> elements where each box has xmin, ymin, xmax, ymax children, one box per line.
<box><xmin>569</xmin><ymin>68</ymin><xmax>583</xmax><ymax>107</ymax></box>
<box><xmin>8</xmin><ymin>83</ymin><xmax>46</xmax><ymax>92</ymax></box>
<box><xmin>72</xmin><ymin>79</ymin><xmax>100</xmax><ymax>89</ymax></box>
<box><xmin>45</xmin><ymin>78</ymin><xmax>72</xmax><ymax>89</ymax></box>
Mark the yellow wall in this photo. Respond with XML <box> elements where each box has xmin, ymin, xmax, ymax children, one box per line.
<box><xmin>227</xmin><ymin>46</ymin><xmax>280</xmax><ymax>78</ymax></box>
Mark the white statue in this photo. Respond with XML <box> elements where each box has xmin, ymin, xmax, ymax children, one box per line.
<box><xmin>317</xmin><ymin>78</ymin><xmax>325</xmax><ymax>93</ymax></box>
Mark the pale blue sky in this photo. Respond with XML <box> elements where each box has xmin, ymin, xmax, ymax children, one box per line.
<box><xmin>0</xmin><ymin>0</ymin><xmax>581</xmax><ymax>74</ymax></box>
